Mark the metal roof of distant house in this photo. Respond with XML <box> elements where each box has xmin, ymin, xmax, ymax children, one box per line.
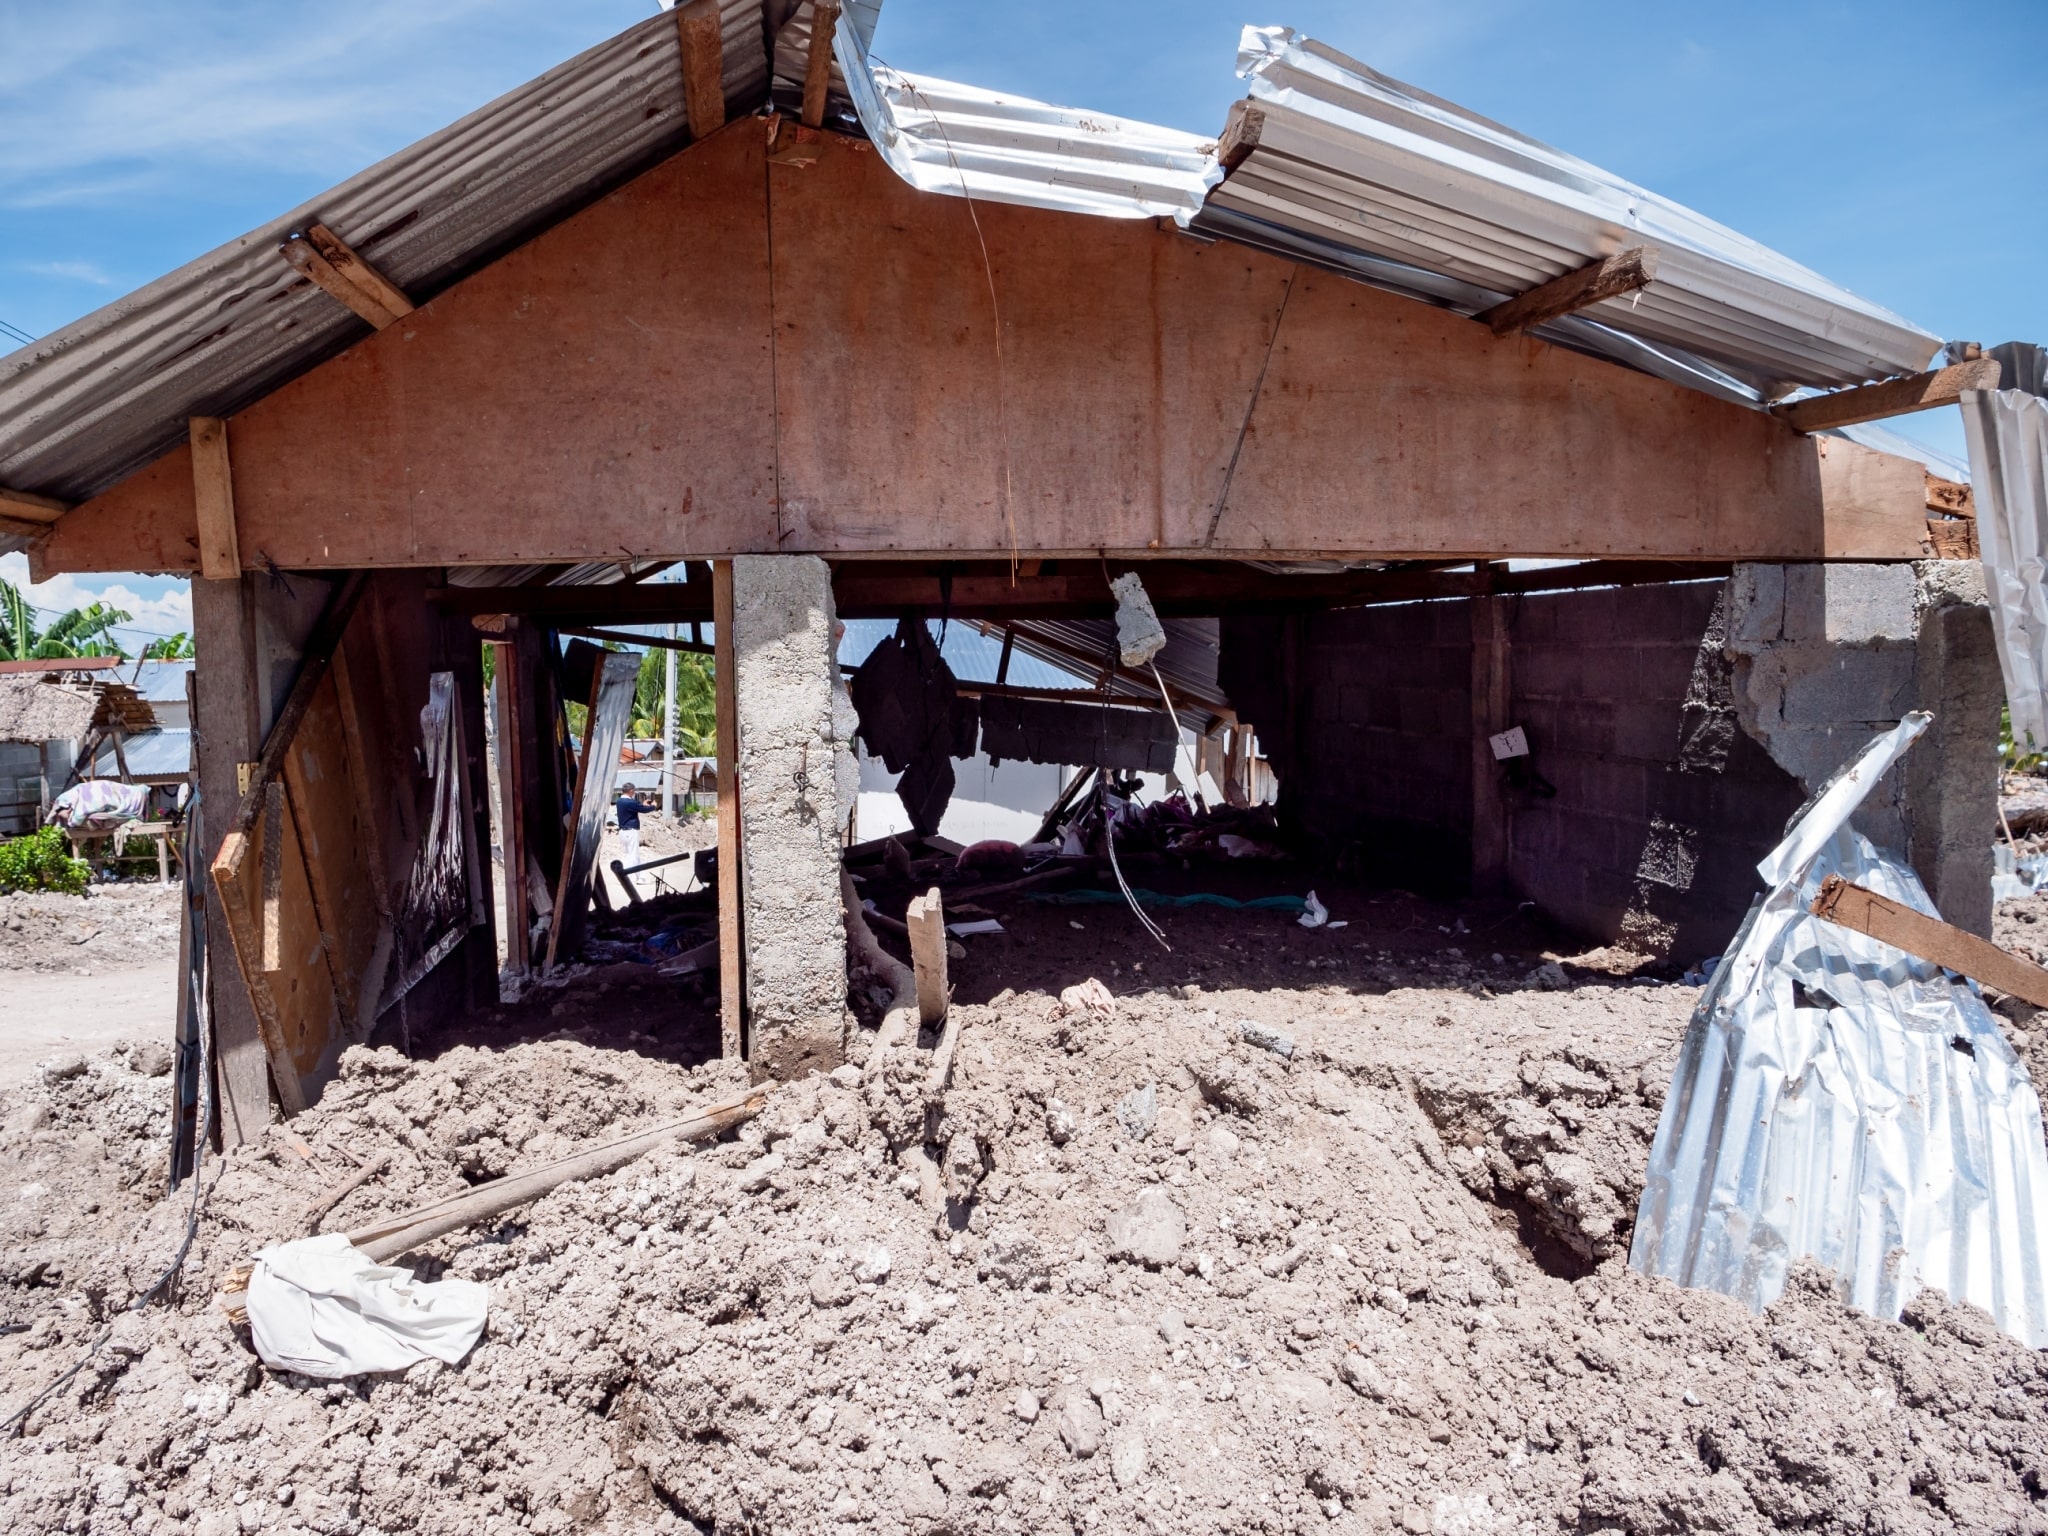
<box><xmin>0</xmin><ymin>7</ymin><xmax>1944</xmax><ymax>555</ymax></box>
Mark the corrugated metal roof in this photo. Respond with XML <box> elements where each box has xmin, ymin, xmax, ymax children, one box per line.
<box><xmin>982</xmin><ymin>616</ymin><xmax>1231</xmax><ymax>720</ymax></box>
<box><xmin>839</xmin><ymin>617</ymin><xmax>1081</xmax><ymax>691</ymax></box>
<box><xmin>767</xmin><ymin>0</ymin><xmax>882</xmax><ymax>122</ymax></box>
<box><xmin>838</xmin><ymin>9</ymin><xmax>1219</xmax><ymax>222</ymax></box>
<box><xmin>96</xmin><ymin>727</ymin><xmax>191</xmax><ymax>780</ymax></box>
<box><xmin>120</xmin><ymin>658</ymin><xmax>196</xmax><ymax>705</ymax></box>
<box><xmin>1193</xmin><ymin>27</ymin><xmax>1940</xmax><ymax>398</ymax></box>
<box><xmin>0</xmin><ymin>3</ymin><xmax>770</xmax><ymax>526</ymax></box>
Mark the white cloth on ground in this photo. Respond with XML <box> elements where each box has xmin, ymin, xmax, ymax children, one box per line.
<box><xmin>245</xmin><ymin>1233</ymin><xmax>489</xmax><ymax>1379</ymax></box>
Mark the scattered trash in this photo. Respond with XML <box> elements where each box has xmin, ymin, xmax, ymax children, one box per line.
<box><xmin>1633</xmin><ymin>714</ymin><xmax>2048</xmax><ymax>1346</ymax></box>
<box><xmin>1031</xmin><ymin>888</ymin><xmax>1307</xmax><ymax>913</ymax></box>
<box><xmin>1680</xmin><ymin>955</ymin><xmax>1721</xmax><ymax>987</ymax></box>
<box><xmin>1056</xmin><ymin>978</ymin><xmax>1117</xmax><ymax>1018</ymax></box>
<box><xmin>1297</xmin><ymin>890</ymin><xmax>1346</xmax><ymax>929</ymax></box>
<box><xmin>944</xmin><ymin>918</ymin><xmax>1006</xmax><ymax>938</ymax></box>
<box><xmin>1237</xmin><ymin>1021</ymin><xmax>1295</xmax><ymax>1059</ymax></box>
<box><xmin>242</xmin><ymin>1234</ymin><xmax>489</xmax><ymax>1380</ymax></box>
<box><xmin>1216</xmin><ymin>833</ymin><xmax>1285</xmax><ymax>859</ymax></box>
<box><xmin>1993</xmin><ymin>841</ymin><xmax>2048</xmax><ymax>902</ymax></box>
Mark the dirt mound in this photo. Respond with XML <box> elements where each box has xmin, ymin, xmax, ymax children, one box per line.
<box><xmin>3</xmin><ymin>976</ymin><xmax>2046</xmax><ymax>1535</ymax></box>
<box><xmin>1</xmin><ymin>883</ymin><xmax>183</xmax><ymax>974</ymax></box>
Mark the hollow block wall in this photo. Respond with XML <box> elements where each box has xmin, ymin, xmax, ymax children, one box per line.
<box><xmin>1223</xmin><ymin>569</ymin><xmax>1999</xmax><ymax>958</ymax></box>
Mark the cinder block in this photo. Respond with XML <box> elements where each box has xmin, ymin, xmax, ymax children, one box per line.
<box><xmin>1613</xmin><ymin>701</ymin><xmax>1683</xmax><ymax>762</ymax></box>
<box><xmin>1777</xmin><ymin>645</ymin><xmax>1916</xmax><ymax>726</ymax></box>
<box><xmin>1727</xmin><ymin>564</ymin><xmax>1785</xmax><ymax>651</ymax></box>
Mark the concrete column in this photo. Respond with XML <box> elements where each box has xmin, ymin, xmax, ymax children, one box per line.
<box><xmin>731</xmin><ymin>555</ymin><xmax>856</xmax><ymax>1079</ymax></box>
<box><xmin>1907</xmin><ymin>563</ymin><xmax>2002</xmax><ymax>936</ymax></box>
<box><xmin>1728</xmin><ymin>560</ymin><xmax>2000</xmax><ymax>929</ymax></box>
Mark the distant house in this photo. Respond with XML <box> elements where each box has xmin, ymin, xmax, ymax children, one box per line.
<box><xmin>89</xmin><ymin>658</ymin><xmax>193</xmax><ymax>787</ymax></box>
<box><xmin>0</xmin><ymin>659</ymin><xmax>175</xmax><ymax>834</ymax></box>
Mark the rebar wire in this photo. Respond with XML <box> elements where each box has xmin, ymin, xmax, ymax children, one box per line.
<box><xmin>1099</xmin><ymin>780</ymin><xmax>1170</xmax><ymax>952</ymax></box>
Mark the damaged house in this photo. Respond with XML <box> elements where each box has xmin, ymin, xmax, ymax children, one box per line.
<box><xmin>0</xmin><ymin>8</ymin><xmax>2003</xmax><ymax>1146</ymax></box>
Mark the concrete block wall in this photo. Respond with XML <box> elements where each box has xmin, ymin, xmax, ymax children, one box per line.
<box><xmin>1506</xmin><ymin>581</ymin><xmax>1805</xmax><ymax>958</ymax></box>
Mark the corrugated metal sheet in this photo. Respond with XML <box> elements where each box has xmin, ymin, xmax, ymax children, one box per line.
<box><xmin>839</xmin><ymin>618</ymin><xmax>1080</xmax><ymax>691</ymax></box>
<box><xmin>1962</xmin><ymin>342</ymin><xmax>2048</xmax><ymax>747</ymax></box>
<box><xmin>768</xmin><ymin>0</ymin><xmax>882</xmax><ymax>122</ymax></box>
<box><xmin>837</xmin><ymin>10</ymin><xmax>1218</xmax><ymax>221</ymax></box>
<box><xmin>982</xmin><ymin>616</ymin><xmax>1230</xmax><ymax>719</ymax></box>
<box><xmin>98</xmin><ymin>727</ymin><xmax>191</xmax><ymax>780</ymax></box>
<box><xmin>0</xmin><ymin>4</ymin><xmax>769</xmax><ymax>520</ymax></box>
<box><xmin>1632</xmin><ymin>715</ymin><xmax>2048</xmax><ymax>1347</ymax></box>
<box><xmin>1195</xmin><ymin>27</ymin><xmax>1939</xmax><ymax>398</ymax></box>
<box><xmin>121</xmin><ymin>658</ymin><xmax>196</xmax><ymax>706</ymax></box>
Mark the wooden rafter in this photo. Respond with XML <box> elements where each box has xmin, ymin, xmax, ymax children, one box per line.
<box><xmin>675</xmin><ymin>0</ymin><xmax>726</xmax><ymax>140</ymax></box>
<box><xmin>0</xmin><ymin>486</ymin><xmax>68</xmax><ymax>524</ymax></box>
<box><xmin>278</xmin><ymin>223</ymin><xmax>413</xmax><ymax>331</ymax></box>
<box><xmin>801</xmin><ymin>0</ymin><xmax>841</xmax><ymax>128</ymax></box>
<box><xmin>1476</xmin><ymin>247</ymin><xmax>1658</xmax><ymax>337</ymax></box>
<box><xmin>0</xmin><ymin>512</ymin><xmax>55</xmax><ymax>541</ymax></box>
<box><xmin>1773</xmin><ymin>357</ymin><xmax>2003</xmax><ymax>434</ymax></box>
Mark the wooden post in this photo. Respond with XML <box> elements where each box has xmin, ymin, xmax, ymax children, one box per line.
<box><xmin>189</xmin><ymin>574</ymin><xmax>272</xmax><ymax>1145</ymax></box>
<box><xmin>713</xmin><ymin>559</ymin><xmax>743</xmax><ymax>1059</ymax></box>
<box><xmin>489</xmin><ymin>639</ymin><xmax>529</xmax><ymax>973</ymax></box>
<box><xmin>906</xmin><ymin>885</ymin><xmax>948</xmax><ymax>1028</ymax></box>
<box><xmin>1470</xmin><ymin>590</ymin><xmax>1511</xmax><ymax>896</ymax></box>
<box><xmin>189</xmin><ymin>417</ymin><xmax>240</xmax><ymax>580</ymax></box>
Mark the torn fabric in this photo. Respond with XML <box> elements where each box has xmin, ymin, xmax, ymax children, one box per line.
<box><xmin>246</xmin><ymin>1234</ymin><xmax>488</xmax><ymax>1379</ymax></box>
<box><xmin>1961</xmin><ymin>341</ymin><xmax>2048</xmax><ymax>748</ymax></box>
<box><xmin>1631</xmin><ymin>713</ymin><xmax>2048</xmax><ymax>1346</ymax></box>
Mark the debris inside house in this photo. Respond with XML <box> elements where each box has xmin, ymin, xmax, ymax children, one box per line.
<box><xmin>3</xmin><ymin>3</ymin><xmax>2047</xmax><ymax>1533</ymax></box>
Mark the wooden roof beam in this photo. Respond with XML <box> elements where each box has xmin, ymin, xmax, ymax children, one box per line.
<box><xmin>1773</xmin><ymin>357</ymin><xmax>2004</xmax><ymax>434</ymax></box>
<box><xmin>278</xmin><ymin>222</ymin><xmax>414</xmax><ymax>331</ymax></box>
<box><xmin>0</xmin><ymin>486</ymin><xmax>69</xmax><ymax>528</ymax></box>
<box><xmin>675</xmin><ymin>0</ymin><xmax>726</xmax><ymax>140</ymax></box>
<box><xmin>1476</xmin><ymin>247</ymin><xmax>1657</xmax><ymax>337</ymax></box>
<box><xmin>801</xmin><ymin>1</ymin><xmax>841</xmax><ymax>129</ymax></box>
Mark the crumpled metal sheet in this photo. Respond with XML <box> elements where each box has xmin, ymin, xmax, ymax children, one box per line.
<box><xmin>1203</xmin><ymin>26</ymin><xmax>1938</xmax><ymax>396</ymax></box>
<box><xmin>1961</xmin><ymin>342</ymin><xmax>2048</xmax><ymax>748</ymax></box>
<box><xmin>1631</xmin><ymin>714</ymin><xmax>2048</xmax><ymax>1347</ymax></box>
<box><xmin>834</xmin><ymin>10</ymin><xmax>1219</xmax><ymax>222</ymax></box>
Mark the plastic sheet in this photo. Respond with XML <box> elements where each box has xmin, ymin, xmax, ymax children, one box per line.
<box><xmin>245</xmin><ymin>1234</ymin><xmax>489</xmax><ymax>1380</ymax></box>
<box><xmin>1631</xmin><ymin>714</ymin><xmax>2048</xmax><ymax>1345</ymax></box>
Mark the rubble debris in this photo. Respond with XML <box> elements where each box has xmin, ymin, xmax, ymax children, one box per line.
<box><xmin>5</xmin><ymin>976</ymin><xmax>2048</xmax><ymax>1534</ymax></box>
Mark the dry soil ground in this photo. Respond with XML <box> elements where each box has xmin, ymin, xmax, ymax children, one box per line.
<box><xmin>3</xmin><ymin>866</ymin><xmax>2046</xmax><ymax>1536</ymax></box>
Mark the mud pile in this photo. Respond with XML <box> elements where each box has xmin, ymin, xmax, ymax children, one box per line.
<box><xmin>4</xmin><ymin>976</ymin><xmax>2046</xmax><ymax>1536</ymax></box>
<box><xmin>1</xmin><ymin>883</ymin><xmax>183</xmax><ymax>975</ymax></box>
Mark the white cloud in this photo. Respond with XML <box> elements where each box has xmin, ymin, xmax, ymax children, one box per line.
<box><xmin>22</xmin><ymin>260</ymin><xmax>114</xmax><ymax>286</ymax></box>
<box><xmin>0</xmin><ymin>555</ymin><xmax>192</xmax><ymax>647</ymax></box>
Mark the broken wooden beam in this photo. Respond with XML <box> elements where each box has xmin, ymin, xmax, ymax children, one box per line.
<box><xmin>305</xmin><ymin>223</ymin><xmax>413</xmax><ymax>321</ymax></box>
<box><xmin>1810</xmin><ymin>874</ymin><xmax>2048</xmax><ymax>1009</ymax></box>
<box><xmin>1475</xmin><ymin>247</ymin><xmax>1658</xmax><ymax>337</ymax></box>
<box><xmin>1773</xmin><ymin>357</ymin><xmax>2004</xmax><ymax>434</ymax></box>
<box><xmin>906</xmin><ymin>886</ymin><xmax>948</xmax><ymax>1028</ymax></box>
<box><xmin>676</xmin><ymin>0</ymin><xmax>726</xmax><ymax>139</ymax></box>
<box><xmin>801</xmin><ymin>1</ymin><xmax>841</xmax><ymax>129</ymax></box>
<box><xmin>189</xmin><ymin>416</ymin><xmax>240</xmax><ymax>579</ymax></box>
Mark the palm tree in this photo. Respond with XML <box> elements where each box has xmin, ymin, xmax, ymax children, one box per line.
<box><xmin>0</xmin><ymin>580</ymin><xmax>133</xmax><ymax>660</ymax></box>
<box><xmin>629</xmin><ymin>647</ymin><xmax>716</xmax><ymax>754</ymax></box>
<box><xmin>143</xmin><ymin>632</ymin><xmax>196</xmax><ymax>660</ymax></box>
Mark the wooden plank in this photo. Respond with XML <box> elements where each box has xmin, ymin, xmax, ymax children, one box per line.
<box><xmin>190</xmin><ymin>575</ymin><xmax>273</xmax><ymax>1144</ymax></box>
<box><xmin>1773</xmin><ymin>357</ymin><xmax>2004</xmax><ymax>434</ymax></box>
<box><xmin>544</xmin><ymin>649</ymin><xmax>642</xmax><ymax>970</ymax></box>
<box><xmin>675</xmin><ymin>0</ymin><xmax>726</xmax><ymax>140</ymax></box>
<box><xmin>1811</xmin><ymin>874</ymin><xmax>2048</xmax><ymax>1009</ymax></box>
<box><xmin>1812</xmin><ymin>437</ymin><xmax>1930</xmax><ymax>560</ymax></box>
<box><xmin>329</xmin><ymin>640</ymin><xmax>396</xmax><ymax>1033</ymax></box>
<box><xmin>801</xmin><ymin>1</ymin><xmax>841</xmax><ymax>128</ymax></box>
<box><xmin>1926</xmin><ymin>475</ymin><xmax>1975</xmax><ymax>517</ymax></box>
<box><xmin>211</xmin><ymin>820</ymin><xmax>308</xmax><ymax>1117</ymax></box>
<box><xmin>1469</xmin><ymin>593</ymin><xmax>1509</xmax><ymax>895</ymax></box>
<box><xmin>259</xmin><ymin>783</ymin><xmax>285</xmax><ymax>970</ymax></box>
<box><xmin>40</xmin><ymin>133</ymin><xmax>1928</xmax><ymax>573</ymax></box>
<box><xmin>0</xmin><ymin>511</ymin><xmax>55</xmax><ymax>541</ymax></box>
<box><xmin>906</xmin><ymin>886</ymin><xmax>948</xmax><ymax>1028</ymax></box>
<box><xmin>1927</xmin><ymin>518</ymin><xmax>1979</xmax><ymax>560</ymax></box>
<box><xmin>278</xmin><ymin>236</ymin><xmax>401</xmax><ymax>330</ymax></box>
<box><xmin>489</xmin><ymin>640</ymin><xmax>530</xmax><ymax>973</ymax></box>
<box><xmin>0</xmin><ymin>487</ymin><xmax>67</xmax><ymax>523</ymax></box>
<box><xmin>714</xmin><ymin>559</ymin><xmax>743</xmax><ymax>1058</ymax></box>
<box><xmin>303</xmin><ymin>222</ymin><xmax>414</xmax><ymax>322</ymax></box>
<box><xmin>189</xmin><ymin>417</ymin><xmax>240</xmax><ymax>579</ymax></box>
<box><xmin>1474</xmin><ymin>247</ymin><xmax>1657</xmax><ymax>337</ymax></box>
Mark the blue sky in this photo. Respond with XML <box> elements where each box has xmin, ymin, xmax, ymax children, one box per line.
<box><xmin>3</xmin><ymin>0</ymin><xmax>2042</xmax><ymax>639</ymax></box>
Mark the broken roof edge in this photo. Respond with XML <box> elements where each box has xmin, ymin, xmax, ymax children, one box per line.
<box><xmin>835</xmin><ymin>8</ymin><xmax>1220</xmax><ymax>222</ymax></box>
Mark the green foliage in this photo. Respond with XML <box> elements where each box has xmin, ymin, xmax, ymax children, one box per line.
<box><xmin>629</xmin><ymin>647</ymin><xmax>716</xmax><ymax>753</ymax></box>
<box><xmin>0</xmin><ymin>580</ymin><xmax>133</xmax><ymax>660</ymax></box>
<box><xmin>143</xmin><ymin>632</ymin><xmax>195</xmax><ymax>660</ymax></box>
<box><xmin>0</xmin><ymin>826</ymin><xmax>90</xmax><ymax>895</ymax></box>
<box><xmin>2003</xmin><ymin>705</ymin><xmax>2047</xmax><ymax>775</ymax></box>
